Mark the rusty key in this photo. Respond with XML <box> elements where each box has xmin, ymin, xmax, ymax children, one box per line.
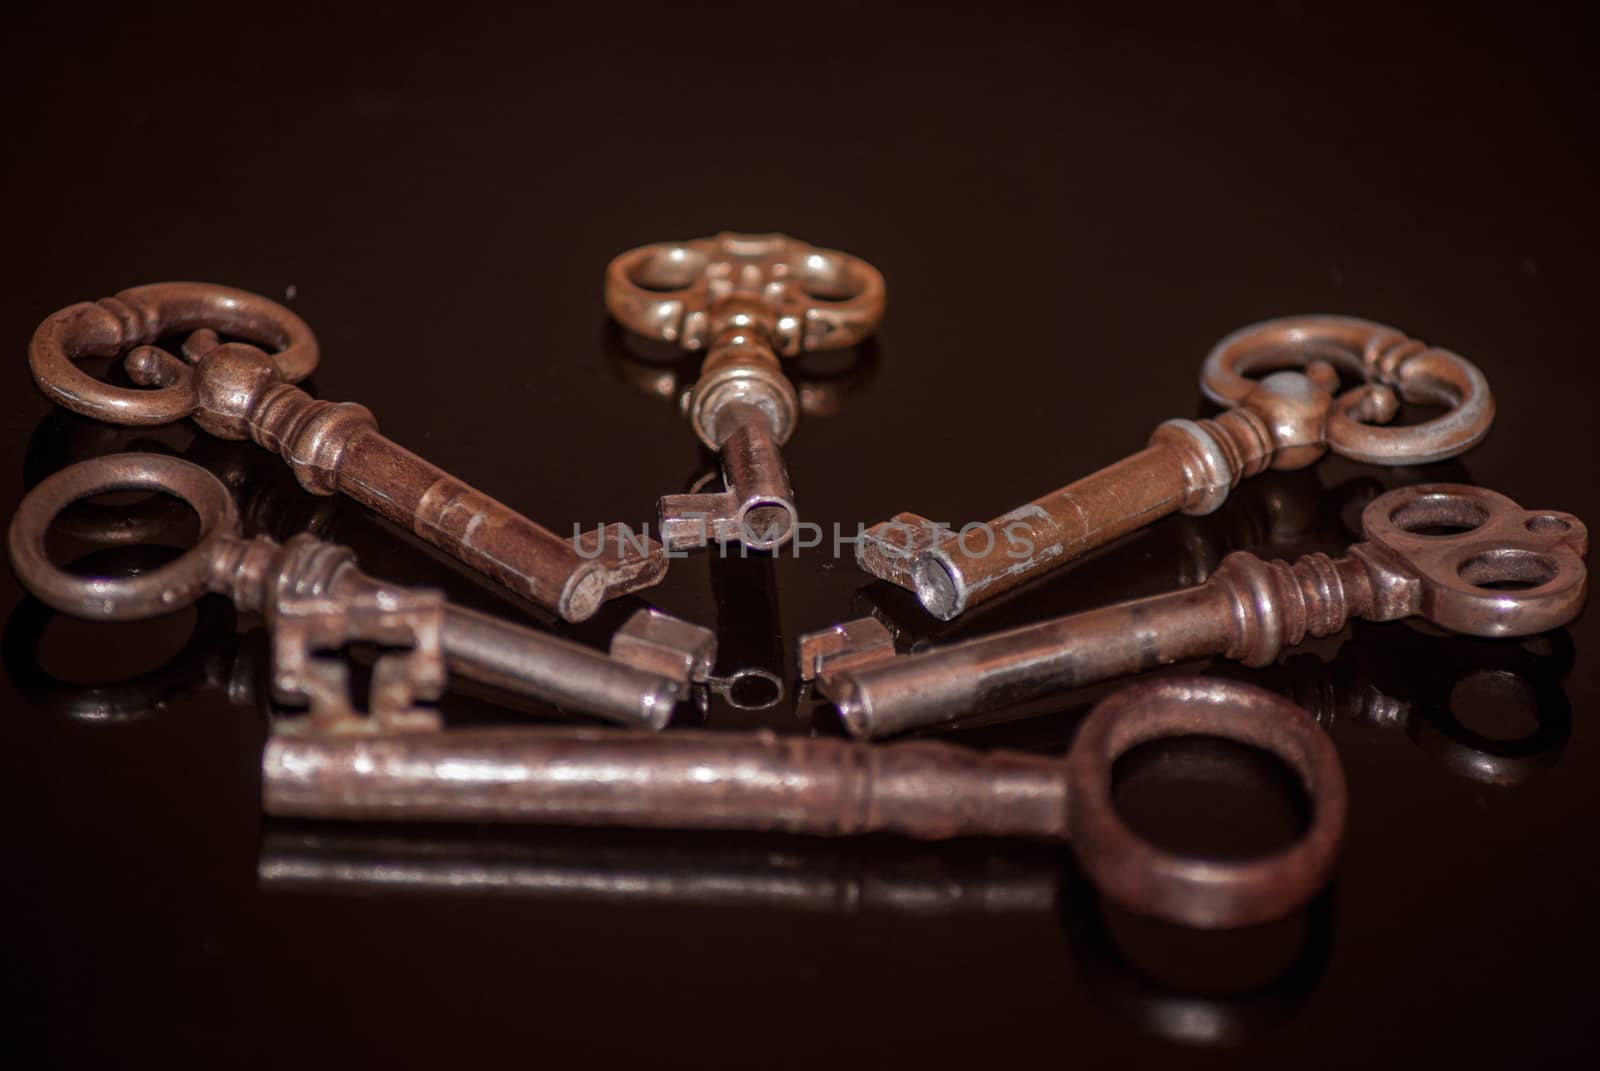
<box><xmin>605</xmin><ymin>232</ymin><xmax>886</xmax><ymax>551</ymax></box>
<box><xmin>29</xmin><ymin>283</ymin><xmax>662</xmax><ymax>622</ymax></box>
<box><xmin>804</xmin><ymin>484</ymin><xmax>1586</xmax><ymax>738</ymax></box>
<box><xmin>9</xmin><ymin>454</ymin><xmax>715</xmax><ymax>729</ymax></box>
<box><xmin>263</xmin><ymin>676</ymin><xmax>1345</xmax><ymax>930</ymax></box>
<box><xmin>858</xmin><ymin>316</ymin><xmax>1495</xmax><ymax>619</ymax></box>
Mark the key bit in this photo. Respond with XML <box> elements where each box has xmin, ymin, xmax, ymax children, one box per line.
<box><xmin>9</xmin><ymin>453</ymin><xmax>716</xmax><ymax>730</ymax></box>
<box><xmin>804</xmin><ymin>484</ymin><xmax>1587</xmax><ymax>738</ymax></box>
<box><xmin>605</xmin><ymin>232</ymin><xmax>886</xmax><ymax>551</ymax></box>
<box><xmin>858</xmin><ymin>316</ymin><xmax>1495</xmax><ymax>619</ymax></box>
<box><xmin>28</xmin><ymin>283</ymin><xmax>660</xmax><ymax>622</ymax></box>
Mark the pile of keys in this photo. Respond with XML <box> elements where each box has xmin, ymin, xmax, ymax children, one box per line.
<box><xmin>10</xmin><ymin>233</ymin><xmax>1589</xmax><ymax>932</ymax></box>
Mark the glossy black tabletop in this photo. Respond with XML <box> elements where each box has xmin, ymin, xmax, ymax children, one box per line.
<box><xmin>4</xmin><ymin>3</ymin><xmax>1597</xmax><ymax>1066</ymax></box>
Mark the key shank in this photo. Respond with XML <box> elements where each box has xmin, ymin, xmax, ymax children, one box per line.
<box><xmin>815</xmin><ymin>484</ymin><xmax>1586</xmax><ymax>738</ymax></box>
<box><xmin>262</xmin><ymin>676</ymin><xmax>1346</xmax><ymax>930</ymax></box>
<box><xmin>858</xmin><ymin>316</ymin><xmax>1494</xmax><ymax>620</ymax></box>
<box><xmin>28</xmin><ymin>285</ymin><xmax>662</xmax><ymax>622</ymax></box>
<box><xmin>859</xmin><ymin>410</ymin><xmax>1276</xmax><ymax>619</ymax></box>
<box><xmin>606</xmin><ymin>233</ymin><xmax>886</xmax><ymax>552</ymax></box>
<box><xmin>182</xmin><ymin>342</ymin><xmax>663</xmax><ymax>622</ymax></box>
<box><xmin>829</xmin><ymin>552</ymin><xmax>1373</xmax><ymax>737</ymax></box>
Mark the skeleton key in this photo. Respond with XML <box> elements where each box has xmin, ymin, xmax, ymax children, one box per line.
<box><xmin>9</xmin><ymin>453</ymin><xmax>715</xmax><ymax>730</ymax></box>
<box><xmin>29</xmin><ymin>283</ymin><xmax>662</xmax><ymax>622</ymax></box>
<box><xmin>858</xmin><ymin>316</ymin><xmax>1495</xmax><ymax>619</ymax></box>
<box><xmin>803</xmin><ymin>483</ymin><xmax>1586</xmax><ymax>738</ymax></box>
<box><xmin>605</xmin><ymin>232</ymin><xmax>886</xmax><ymax>551</ymax></box>
<box><xmin>262</xmin><ymin>676</ymin><xmax>1345</xmax><ymax>930</ymax></box>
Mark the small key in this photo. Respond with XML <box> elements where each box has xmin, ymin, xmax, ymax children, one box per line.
<box><xmin>9</xmin><ymin>453</ymin><xmax>716</xmax><ymax>730</ymax></box>
<box><xmin>262</xmin><ymin>676</ymin><xmax>1345</xmax><ymax>929</ymax></box>
<box><xmin>605</xmin><ymin>232</ymin><xmax>886</xmax><ymax>551</ymax></box>
<box><xmin>858</xmin><ymin>316</ymin><xmax>1495</xmax><ymax>618</ymax></box>
<box><xmin>29</xmin><ymin>283</ymin><xmax>661</xmax><ymax>622</ymax></box>
<box><xmin>803</xmin><ymin>483</ymin><xmax>1586</xmax><ymax>737</ymax></box>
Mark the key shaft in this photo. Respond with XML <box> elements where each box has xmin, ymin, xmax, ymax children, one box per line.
<box><xmin>813</xmin><ymin>484</ymin><xmax>1586</xmax><ymax>738</ymax></box>
<box><xmin>9</xmin><ymin>454</ymin><xmax>713</xmax><ymax>730</ymax></box>
<box><xmin>261</xmin><ymin>676</ymin><xmax>1347</xmax><ymax>930</ymax></box>
<box><xmin>607</xmin><ymin>233</ymin><xmax>886</xmax><ymax>552</ymax></box>
<box><xmin>859</xmin><ymin>316</ymin><xmax>1494</xmax><ymax>619</ymax></box>
<box><xmin>28</xmin><ymin>283</ymin><xmax>661</xmax><ymax>622</ymax></box>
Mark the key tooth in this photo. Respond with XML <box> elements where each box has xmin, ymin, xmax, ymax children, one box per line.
<box><xmin>8</xmin><ymin>453</ymin><xmax>710</xmax><ymax>730</ymax></box>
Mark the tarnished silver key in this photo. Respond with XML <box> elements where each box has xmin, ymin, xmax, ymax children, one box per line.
<box><xmin>10</xmin><ymin>454</ymin><xmax>716</xmax><ymax>730</ymax></box>
<box><xmin>804</xmin><ymin>483</ymin><xmax>1586</xmax><ymax>738</ymax></box>
<box><xmin>29</xmin><ymin>282</ymin><xmax>663</xmax><ymax>622</ymax></box>
<box><xmin>605</xmin><ymin>232</ymin><xmax>886</xmax><ymax>551</ymax></box>
<box><xmin>857</xmin><ymin>316</ymin><xmax>1494</xmax><ymax>619</ymax></box>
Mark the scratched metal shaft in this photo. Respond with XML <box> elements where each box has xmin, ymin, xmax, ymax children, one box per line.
<box><xmin>264</xmin><ymin>727</ymin><xmax>1069</xmax><ymax>839</ymax></box>
<box><xmin>437</xmin><ymin>603</ymin><xmax>677</xmax><ymax>725</ymax></box>
<box><xmin>829</xmin><ymin>552</ymin><xmax>1380</xmax><ymax>738</ymax></box>
<box><xmin>332</xmin><ymin>431</ymin><xmax>605</xmax><ymax>621</ymax></box>
<box><xmin>929</xmin><ymin>445</ymin><xmax>1191</xmax><ymax>612</ymax></box>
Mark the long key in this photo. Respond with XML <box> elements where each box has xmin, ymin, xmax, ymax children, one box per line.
<box><xmin>857</xmin><ymin>316</ymin><xmax>1495</xmax><ymax>619</ymax></box>
<box><xmin>9</xmin><ymin>454</ymin><xmax>715</xmax><ymax>730</ymax></box>
<box><xmin>29</xmin><ymin>283</ymin><xmax>660</xmax><ymax>622</ymax></box>
<box><xmin>803</xmin><ymin>484</ymin><xmax>1586</xmax><ymax>737</ymax></box>
<box><xmin>605</xmin><ymin>232</ymin><xmax>886</xmax><ymax>551</ymax></box>
<box><xmin>262</xmin><ymin>676</ymin><xmax>1345</xmax><ymax>930</ymax></box>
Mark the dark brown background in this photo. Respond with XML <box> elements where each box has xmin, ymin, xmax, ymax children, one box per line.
<box><xmin>3</xmin><ymin>2</ymin><xmax>1597</xmax><ymax>1067</ymax></box>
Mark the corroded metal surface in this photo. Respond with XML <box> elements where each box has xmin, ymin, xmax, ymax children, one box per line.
<box><xmin>262</xmin><ymin>677</ymin><xmax>1344</xmax><ymax>930</ymax></box>
<box><xmin>605</xmin><ymin>233</ymin><xmax>886</xmax><ymax>551</ymax></box>
<box><xmin>28</xmin><ymin>282</ymin><xmax>659</xmax><ymax>621</ymax></box>
<box><xmin>807</xmin><ymin>484</ymin><xmax>1586</xmax><ymax>737</ymax></box>
<box><xmin>8</xmin><ymin>453</ymin><xmax>712</xmax><ymax>729</ymax></box>
<box><xmin>858</xmin><ymin>316</ymin><xmax>1496</xmax><ymax>619</ymax></box>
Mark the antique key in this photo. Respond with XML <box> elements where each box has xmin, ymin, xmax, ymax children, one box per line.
<box><xmin>263</xmin><ymin>676</ymin><xmax>1345</xmax><ymax>930</ymax></box>
<box><xmin>29</xmin><ymin>283</ymin><xmax>662</xmax><ymax>622</ymax></box>
<box><xmin>803</xmin><ymin>484</ymin><xmax>1586</xmax><ymax>737</ymax></box>
<box><xmin>605</xmin><ymin>232</ymin><xmax>886</xmax><ymax>551</ymax></box>
<box><xmin>858</xmin><ymin>316</ymin><xmax>1494</xmax><ymax>618</ymax></box>
<box><xmin>9</xmin><ymin>454</ymin><xmax>715</xmax><ymax>729</ymax></box>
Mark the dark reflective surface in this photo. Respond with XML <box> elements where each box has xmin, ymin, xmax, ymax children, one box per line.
<box><xmin>4</xmin><ymin>3</ymin><xmax>1597</xmax><ymax>1066</ymax></box>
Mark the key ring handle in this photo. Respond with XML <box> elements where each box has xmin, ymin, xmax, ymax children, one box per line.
<box><xmin>1066</xmin><ymin>677</ymin><xmax>1346</xmax><ymax>930</ymax></box>
<box><xmin>30</xmin><ymin>282</ymin><xmax>318</xmax><ymax>427</ymax></box>
<box><xmin>8</xmin><ymin>453</ymin><xmax>240</xmax><ymax>622</ymax></box>
<box><xmin>1358</xmin><ymin>484</ymin><xmax>1588</xmax><ymax>637</ymax></box>
<box><xmin>1200</xmin><ymin>315</ymin><xmax>1494</xmax><ymax>465</ymax></box>
<box><xmin>605</xmin><ymin>232</ymin><xmax>887</xmax><ymax>356</ymax></box>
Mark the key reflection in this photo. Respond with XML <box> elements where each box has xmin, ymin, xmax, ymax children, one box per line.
<box><xmin>256</xmin><ymin>820</ymin><xmax>1332</xmax><ymax>1047</ymax></box>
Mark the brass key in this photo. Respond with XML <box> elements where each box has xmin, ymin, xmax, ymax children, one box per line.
<box><xmin>804</xmin><ymin>484</ymin><xmax>1586</xmax><ymax>738</ymax></box>
<box><xmin>605</xmin><ymin>232</ymin><xmax>886</xmax><ymax>551</ymax></box>
<box><xmin>9</xmin><ymin>453</ymin><xmax>715</xmax><ymax>729</ymax></box>
<box><xmin>857</xmin><ymin>316</ymin><xmax>1494</xmax><ymax>619</ymax></box>
<box><xmin>29</xmin><ymin>283</ymin><xmax>662</xmax><ymax>622</ymax></box>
